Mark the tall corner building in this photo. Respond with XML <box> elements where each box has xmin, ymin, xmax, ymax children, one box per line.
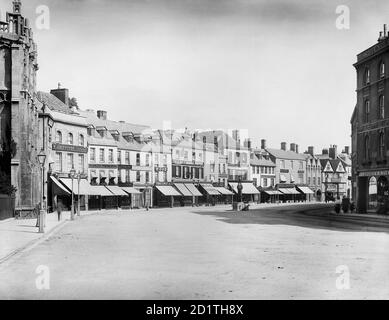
<box><xmin>352</xmin><ymin>25</ymin><xmax>389</xmax><ymax>213</ymax></box>
<box><xmin>0</xmin><ymin>1</ymin><xmax>41</xmax><ymax>211</ymax></box>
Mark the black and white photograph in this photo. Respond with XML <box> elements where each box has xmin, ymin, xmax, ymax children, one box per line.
<box><xmin>0</xmin><ymin>0</ymin><xmax>388</xmax><ymax>306</ymax></box>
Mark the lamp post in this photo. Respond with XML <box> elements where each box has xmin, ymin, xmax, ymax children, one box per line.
<box><xmin>77</xmin><ymin>171</ymin><xmax>82</xmax><ymax>216</ymax></box>
<box><xmin>37</xmin><ymin>149</ymin><xmax>46</xmax><ymax>233</ymax></box>
<box><xmin>69</xmin><ymin>167</ymin><xmax>76</xmax><ymax>221</ymax></box>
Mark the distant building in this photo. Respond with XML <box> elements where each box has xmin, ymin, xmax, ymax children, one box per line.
<box><xmin>316</xmin><ymin>145</ymin><xmax>351</xmax><ymax>201</ymax></box>
<box><xmin>304</xmin><ymin>146</ymin><xmax>322</xmax><ymax>201</ymax></box>
<box><xmin>266</xmin><ymin>142</ymin><xmax>311</xmax><ymax>201</ymax></box>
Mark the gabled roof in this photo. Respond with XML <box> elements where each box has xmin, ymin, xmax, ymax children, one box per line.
<box><xmin>320</xmin><ymin>159</ymin><xmax>347</xmax><ymax>173</ymax></box>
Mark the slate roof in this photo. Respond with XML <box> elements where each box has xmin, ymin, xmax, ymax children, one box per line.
<box><xmin>266</xmin><ymin>148</ymin><xmax>307</xmax><ymax>161</ymax></box>
<box><xmin>37</xmin><ymin>91</ymin><xmax>75</xmax><ymax>115</ymax></box>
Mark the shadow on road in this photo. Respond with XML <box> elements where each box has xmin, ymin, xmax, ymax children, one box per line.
<box><xmin>191</xmin><ymin>204</ymin><xmax>389</xmax><ymax>234</ymax></box>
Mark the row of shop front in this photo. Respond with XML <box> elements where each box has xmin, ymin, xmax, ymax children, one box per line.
<box><xmin>48</xmin><ymin>177</ymin><xmax>315</xmax><ymax>211</ymax></box>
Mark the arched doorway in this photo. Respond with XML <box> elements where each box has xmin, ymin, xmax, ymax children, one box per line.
<box><xmin>377</xmin><ymin>176</ymin><xmax>389</xmax><ymax>211</ymax></box>
<box><xmin>368</xmin><ymin>177</ymin><xmax>377</xmax><ymax>210</ymax></box>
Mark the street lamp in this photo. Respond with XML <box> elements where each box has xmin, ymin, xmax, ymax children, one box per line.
<box><xmin>77</xmin><ymin>170</ymin><xmax>82</xmax><ymax>216</ymax></box>
<box><xmin>69</xmin><ymin>167</ymin><xmax>76</xmax><ymax>221</ymax></box>
<box><xmin>37</xmin><ymin>149</ymin><xmax>46</xmax><ymax>233</ymax></box>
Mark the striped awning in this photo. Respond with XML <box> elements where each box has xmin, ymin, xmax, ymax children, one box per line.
<box><xmin>174</xmin><ymin>184</ymin><xmax>192</xmax><ymax>197</ymax></box>
<box><xmin>297</xmin><ymin>186</ymin><xmax>315</xmax><ymax>194</ymax></box>
<box><xmin>51</xmin><ymin>176</ymin><xmax>71</xmax><ymax>195</ymax></box>
<box><xmin>156</xmin><ymin>185</ymin><xmax>182</xmax><ymax>196</ymax></box>
<box><xmin>184</xmin><ymin>184</ymin><xmax>202</xmax><ymax>197</ymax></box>
<box><xmin>201</xmin><ymin>184</ymin><xmax>221</xmax><ymax>195</ymax></box>
<box><xmin>229</xmin><ymin>183</ymin><xmax>260</xmax><ymax>195</ymax></box>
<box><xmin>105</xmin><ymin>186</ymin><xmax>128</xmax><ymax>196</ymax></box>
<box><xmin>59</xmin><ymin>178</ymin><xmax>92</xmax><ymax>195</ymax></box>
<box><xmin>88</xmin><ymin>186</ymin><xmax>115</xmax><ymax>196</ymax></box>
<box><xmin>121</xmin><ymin>187</ymin><xmax>142</xmax><ymax>195</ymax></box>
<box><xmin>263</xmin><ymin>190</ymin><xmax>283</xmax><ymax>195</ymax></box>
<box><xmin>214</xmin><ymin>187</ymin><xmax>234</xmax><ymax>195</ymax></box>
<box><xmin>279</xmin><ymin>188</ymin><xmax>301</xmax><ymax>195</ymax></box>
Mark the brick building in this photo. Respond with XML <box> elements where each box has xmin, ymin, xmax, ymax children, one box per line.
<box><xmin>351</xmin><ymin>25</ymin><xmax>389</xmax><ymax>213</ymax></box>
<box><xmin>0</xmin><ymin>1</ymin><xmax>41</xmax><ymax>214</ymax></box>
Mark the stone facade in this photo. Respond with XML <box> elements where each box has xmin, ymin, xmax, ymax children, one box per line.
<box><xmin>352</xmin><ymin>25</ymin><xmax>389</xmax><ymax>213</ymax></box>
<box><xmin>0</xmin><ymin>1</ymin><xmax>41</xmax><ymax>211</ymax></box>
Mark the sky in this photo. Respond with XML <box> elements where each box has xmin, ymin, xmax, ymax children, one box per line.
<box><xmin>1</xmin><ymin>0</ymin><xmax>389</xmax><ymax>153</ymax></box>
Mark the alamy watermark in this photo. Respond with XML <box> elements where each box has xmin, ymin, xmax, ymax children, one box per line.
<box><xmin>35</xmin><ymin>265</ymin><xmax>50</xmax><ymax>290</ymax></box>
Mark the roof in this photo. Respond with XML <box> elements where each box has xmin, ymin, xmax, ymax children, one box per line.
<box><xmin>266</xmin><ymin>148</ymin><xmax>307</xmax><ymax>161</ymax></box>
<box><xmin>194</xmin><ymin>130</ymin><xmax>248</xmax><ymax>152</ymax></box>
<box><xmin>78</xmin><ymin>109</ymin><xmax>150</xmax><ymax>135</ymax></box>
<box><xmin>250</xmin><ymin>153</ymin><xmax>276</xmax><ymax>167</ymax></box>
<box><xmin>319</xmin><ymin>159</ymin><xmax>348</xmax><ymax>172</ymax></box>
<box><xmin>37</xmin><ymin>91</ymin><xmax>75</xmax><ymax>115</ymax></box>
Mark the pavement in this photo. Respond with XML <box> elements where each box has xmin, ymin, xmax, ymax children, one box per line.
<box><xmin>2</xmin><ymin>202</ymin><xmax>389</xmax><ymax>299</ymax></box>
<box><xmin>0</xmin><ymin>209</ymin><xmax>100</xmax><ymax>264</ymax></box>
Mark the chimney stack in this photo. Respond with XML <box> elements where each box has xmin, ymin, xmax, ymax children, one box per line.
<box><xmin>308</xmin><ymin>146</ymin><xmax>315</xmax><ymax>156</ymax></box>
<box><xmin>384</xmin><ymin>24</ymin><xmax>387</xmax><ymax>37</ymax></box>
<box><xmin>97</xmin><ymin>110</ymin><xmax>107</xmax><ymax>120</ymax></box>
<box><xmin>344</xmin><ymin>146</ymin><xmax>350</xmax><ymax>155</ymax></box>
<box><xmin>50</xmin><ymin>83</ymin><xmax>69</xmax><ymax>106</ymax></box>
<box><xmin>281</xmin><ymin>142</ymin><xmax>287</xmax><ymax>151</ymax></box>
<box><xmin>295</xmin><ymin>144</ymin><xmax>299</xmax><ymax>154</ymax></box>
<box><xmin>290</xmin><ymin>143</ymin><xmax>296</xmax><ymax>152</ymax></box>
<box><xmin>261</xmin><ymin>139</ymin><xmax>267</xmax><ymax>150</ymax></box>
<box><xmin>329</xmin><ymin>145</ymin><xmax>338</xmax><ymax>160</ymax></box>
<box><xmin>322</xmin><ymin>148</ymin><xmax>329</xmax><ymax>155</ymax></box>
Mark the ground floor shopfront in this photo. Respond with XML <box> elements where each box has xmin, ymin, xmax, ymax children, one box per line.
<box><xmin>356</xmin><ymin>170</ymin><xmax>389</xmax><ymax>214</ymax></box>
<box><xmin>48</xmin><ymin>174</ymin><xmax>153</xmax><ymax>212</ymax></box>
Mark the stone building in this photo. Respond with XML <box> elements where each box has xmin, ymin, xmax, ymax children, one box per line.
<box><xmin>37</xmin><ymin>88</ymin><xmax>89</xmax><ymax>212</ymax></box>
<box><xmin>0</xmin><ymin>1</ymin><xmax>41</xmax><ymax>213</ymax></box>
<box><xmin>351</xmin><ymin>25</ymin><xmax>389</xmax><ymax>213</ymax></box>
<box><xmin>304</xmin><ymin>146</ymin><xmax>322</xmax><ymax>201</ymax></box>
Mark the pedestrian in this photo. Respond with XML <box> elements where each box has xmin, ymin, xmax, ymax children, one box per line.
<box><xmin>56</xmin><ymin>200</ymin><xmax>63</xmax><ymax>221</ymax></box>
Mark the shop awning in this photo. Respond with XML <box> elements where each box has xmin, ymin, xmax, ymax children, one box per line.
<box><xmin>279</xmin><ymin>188</ymin><xmax>301</xmax><ymax>195</ymax></box>
<box><xmin>184</xmin><ymin>184</ymin><xmax>203</xmax><ymax>197</ymax></box>
<box><xmin>229</xmin><ymin>183</ymin><xmax>260</xmax><ymax>195</ymax></box>
<box><xmin>121</xmin><ymin>187</ymin><xmax>142</xmax><ymax>194</ymax></box>
<box><xmin>89</xmin><ymin>186</ymin><xmax>115</xmax><ymax>196</ymax></box>
<box><xmin>59</xmin><ymin>178</ymin><xmax>92</xmax><ymax>195</ymax></box>
<box><xmin>263</xmin><ymin>190</ymin><xmax>283</xmax><ymax>195</ymax></box>
<box><xmin>214</xmin><ymin>187</ymin><xmax>234</xmax><ymax>195</ymax></box>
<box><xmin>156</xmin><ymin>185</ymin><xmax>182</xmax><ymax>196</ymax></box>
<box><xmin>297</xmin><ymin>186</ymin><xmax>315</xmax><ymax>194</ymax></box>
<box><xmin>51</xmin><ymin>176</ymin><xmax>71</xmax><ymax>195</ymax></box>
<box><xmin>201</xmin><ymin>184</ymin><xmax>221</xmax><ymax>195</ymax></box>
<box><xmin>174</xmin><ymin>184</ymin><xmax>193</xmax><ymax>197</ymax></box>
<box><xmin>105</xmin><ymin>186</ymin><xmax>128</xmax><ymax>196</ymax></box>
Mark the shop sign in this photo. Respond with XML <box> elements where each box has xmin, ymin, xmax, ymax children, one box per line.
<box><xmin>52</xmin><ymin>143</ymin><xmax>88</xmax><ymax>154</ymax></box>
<box><xmin>359</xmin><ymin>170</ymin><xmax>389</xmax><ymax>177</ymax></box>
